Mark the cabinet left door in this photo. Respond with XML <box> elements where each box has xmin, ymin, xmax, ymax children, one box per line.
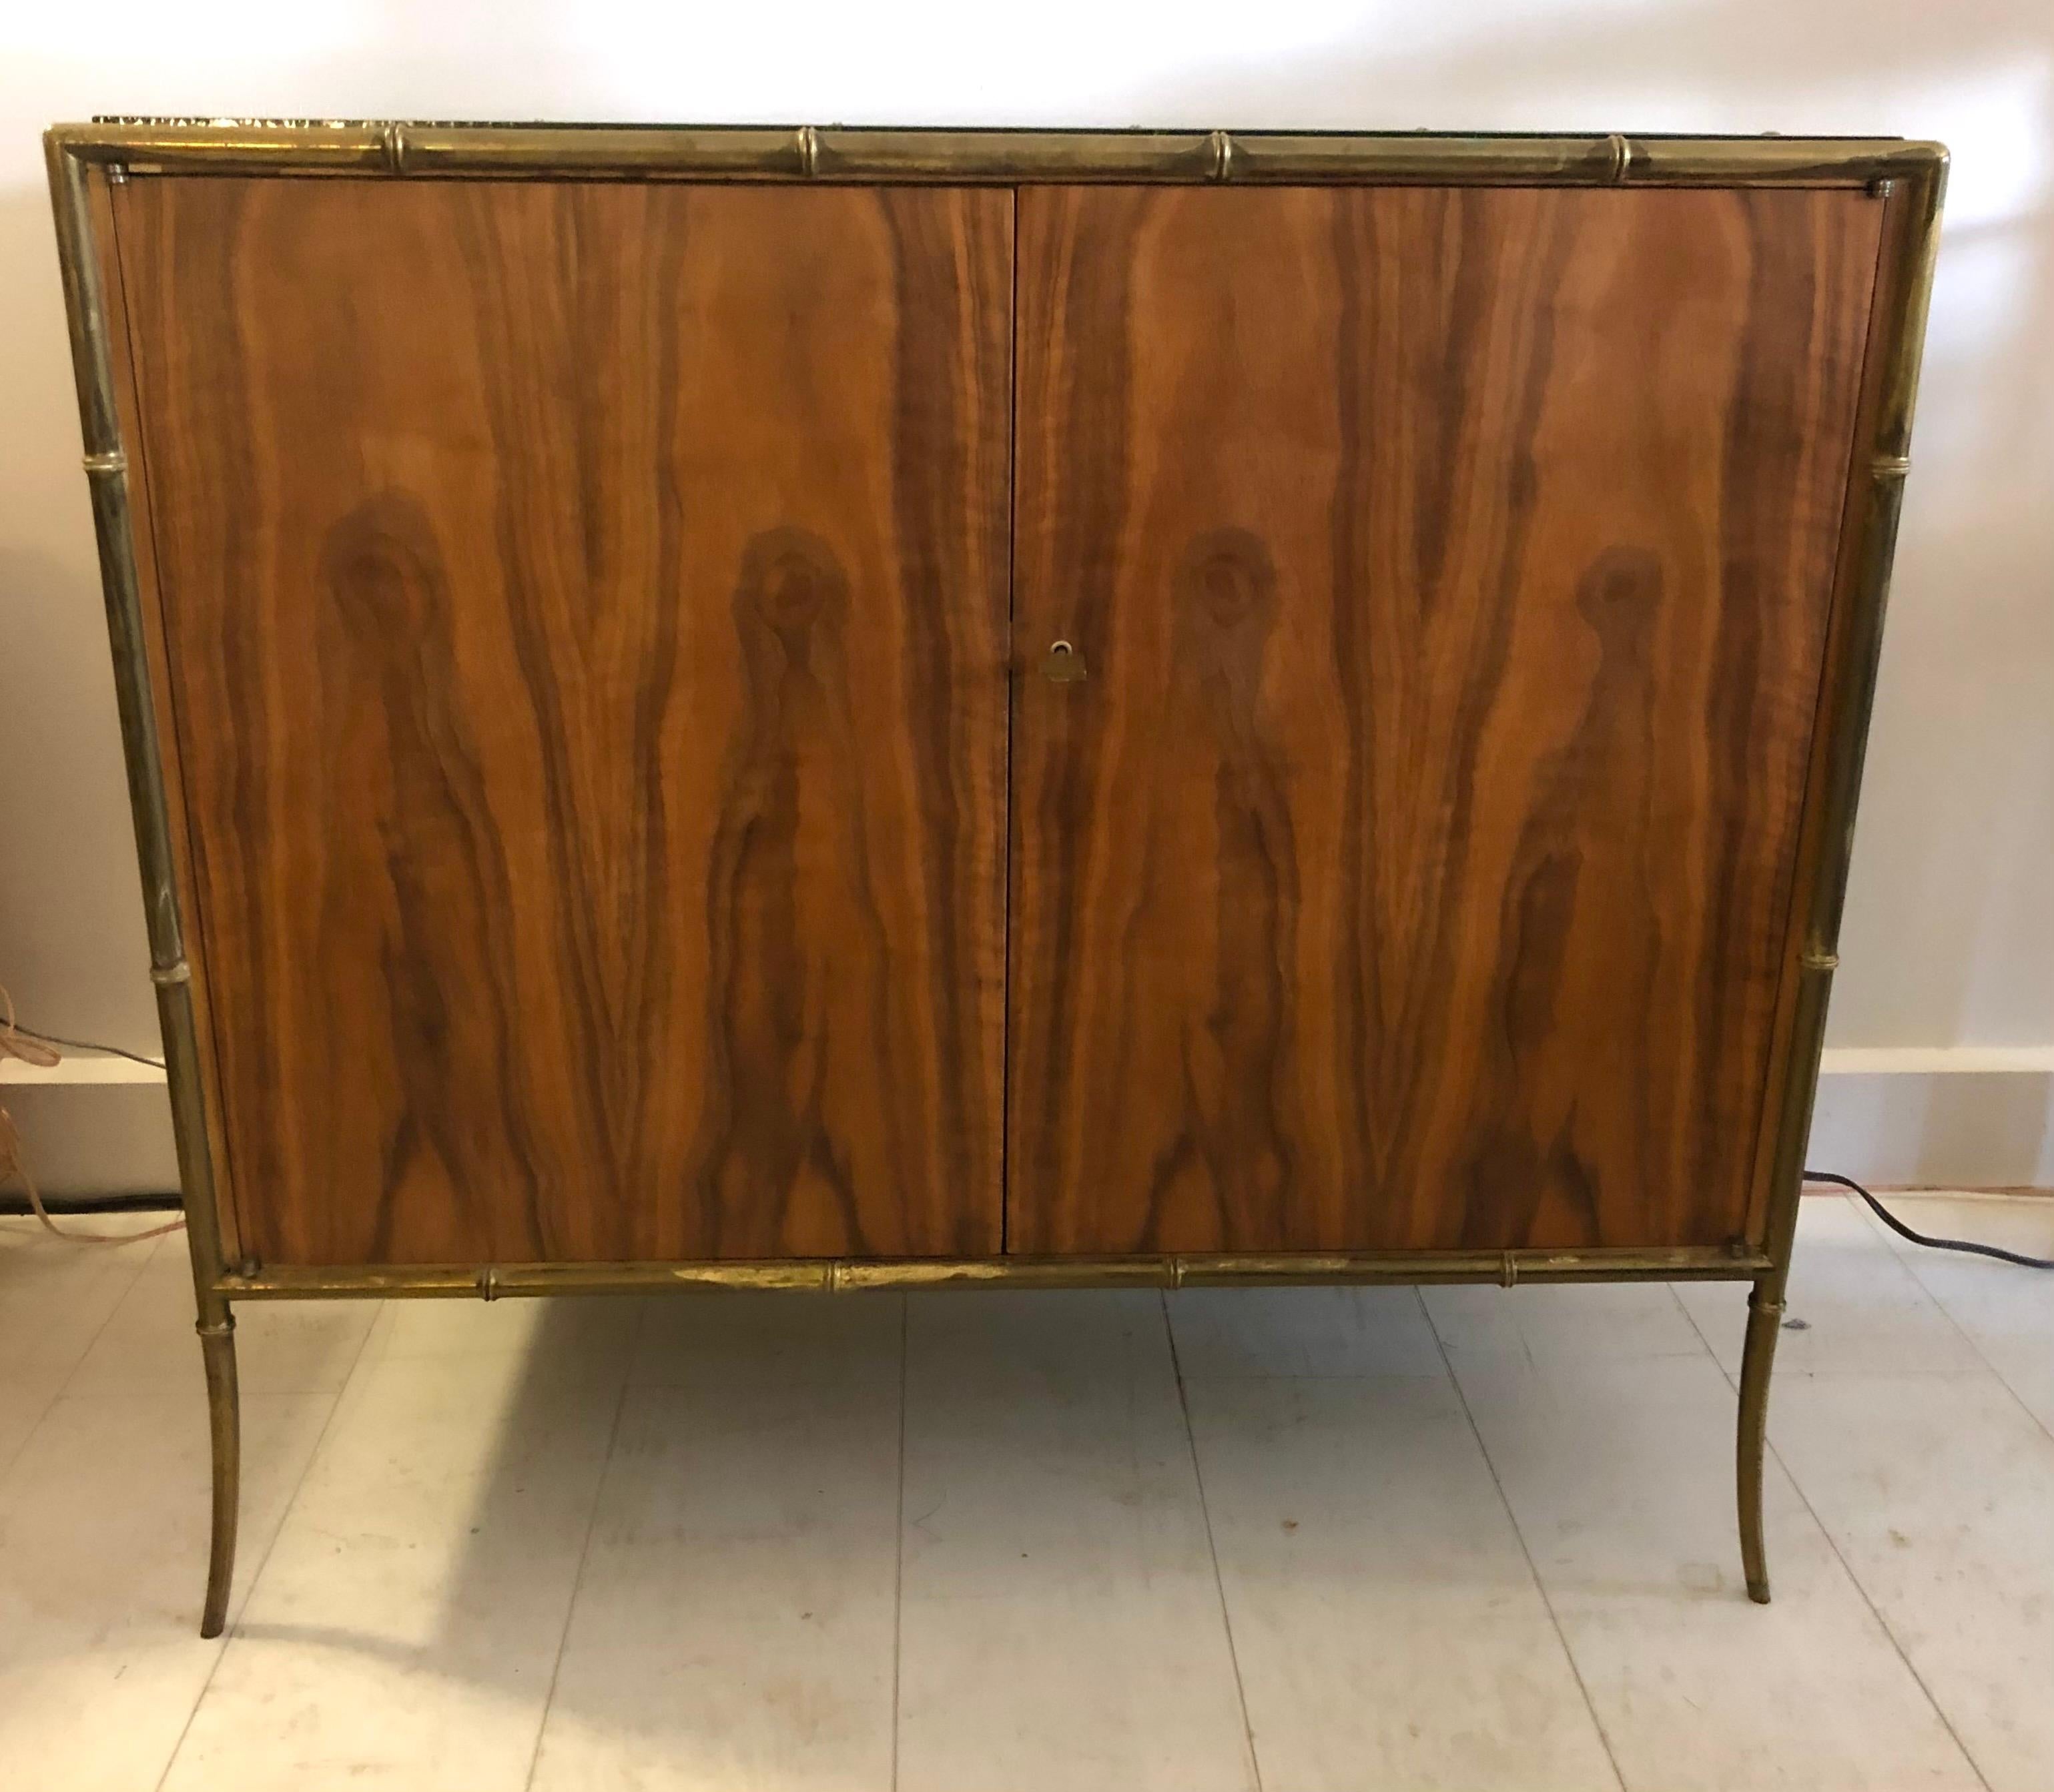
<box><xmin>113</xmin><ymin>178</ymin><xmax>1014</xmax><ymax>1266</ymax></box>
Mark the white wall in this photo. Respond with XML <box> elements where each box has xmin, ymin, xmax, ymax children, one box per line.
<box><xmin>3</xmin><ymin>1</ymin><xmax>2050</xmax><ymax>1190</ymax></box>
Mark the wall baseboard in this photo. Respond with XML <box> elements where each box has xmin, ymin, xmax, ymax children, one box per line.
<box><xmin>1808</xmin><ymin>1048</ymin><xmax>2054</xmax><ymax>1191</ymax></box>
<box><xmin>7</xmin><ymin>1047</ymin><xmax>2051</xmax><ymax>1198</ymax></box>
<box><xmin>1</xmin><ymin>1052</ymin><xmax>175</xmax><ymax>1198</ymax></box>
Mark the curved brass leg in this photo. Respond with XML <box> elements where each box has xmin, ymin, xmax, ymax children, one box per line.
<box><xmin>198</xmin><ymin>1312</ymin><xmax>240</xmax><ymax>1638</ymax></box>
<box><xmin>1736</xmin><ymin>1287</ymin><xmax>1782</xmax><ymax>1604</ymax></box>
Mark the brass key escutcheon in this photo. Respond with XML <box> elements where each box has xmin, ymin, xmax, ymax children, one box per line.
<box><xmin>1042</xmin><ymin>639</ymin><xmax>1086</xmax><ymax>683</ymax></box>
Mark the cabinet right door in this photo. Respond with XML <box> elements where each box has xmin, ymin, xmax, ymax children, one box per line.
<box><xmin>1007</xmin><ymin>183</ymin><xmax>1882</xmax><ymax>1256</ymax></box>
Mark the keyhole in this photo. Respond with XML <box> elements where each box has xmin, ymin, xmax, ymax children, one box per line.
<box><xmin>1042</xmin><ymin>639</ymin><xmax>1086</xmax><ymax>683</ymax></box>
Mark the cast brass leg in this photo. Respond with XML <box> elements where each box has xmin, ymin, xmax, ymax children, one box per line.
<box><xmin>1736</xmin><ymin>1286</ymin><xmax>1782</xmax><ymax>1605</ymax></box>
<box><xmin>198</xmin><ymin>1311</ymin><xmax>240</xmax><ymax>1638</ymax></box>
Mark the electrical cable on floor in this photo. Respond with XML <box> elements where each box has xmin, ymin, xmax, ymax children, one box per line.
<box><xmin>1804</xmin><ymin>1170</ymin><xmax>2054</xmax><ymax>1271</ymax></box>
<box><xmin>0</xmin><ymin>986</ymin><xmax>182</xmax><ymax>1245</ymax></box>
<box><xmin>1</xmin><ymin>1020</ymin><xmax>164</xmax><ymax>1071</ymax></box>
<box><xmin>0</xmin><ymin>1190</ymin><xmax>180</xmax><ymax>1216</ymax></box>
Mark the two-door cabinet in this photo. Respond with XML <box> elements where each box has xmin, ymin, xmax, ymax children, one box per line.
<box><xmin>45</xmin><ymin>121</ymin><xmax>1945</xmax><ymax>1635</ymax></box>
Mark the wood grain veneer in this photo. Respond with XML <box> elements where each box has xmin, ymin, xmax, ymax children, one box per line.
<box><xmin>1007</xmin><ymin>185</ymin><xmax>1881</xmax><ymax>1255</ymax></box>
<box><xmin>114</xmin><ymin>177</ymin><xmax>1014</xmax><ymax>1264</ymax></box>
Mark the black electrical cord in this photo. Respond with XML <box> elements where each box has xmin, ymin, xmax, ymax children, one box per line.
<box><xmin>4</xmin><ymin>1021</ymin><xmax>165</xmax><ymax>1071</ymax></box>
<box><xmin>1805</xmin><ymin>1170</ymin><xmax>2054</xmax><ymax>1270</ymax></box>
<box><xmin>0</xmin><ymin>1190</ymin><xmax>181</xmax><ymax>1217</ymax></box>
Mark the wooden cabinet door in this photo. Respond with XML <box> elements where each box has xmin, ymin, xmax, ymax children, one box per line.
<box><xmin>116</xmin><ymin>179</ymin><xmax>1013</xmax><ymax>1265</ymax></box>
<box><xmin>1008</xmin><ymin>185</ymin><xmax>1880</xmax><ymax>1256</ymax></box>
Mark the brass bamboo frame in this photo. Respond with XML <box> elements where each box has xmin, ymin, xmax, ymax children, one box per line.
<box><xmin>44</xmin><ymin>120</ymin><xmax>1945</xmax><ymax>1634</ymax></box>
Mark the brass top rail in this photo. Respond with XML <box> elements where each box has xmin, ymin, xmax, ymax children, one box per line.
<box><xmin>49</xmin><ymin>121</ymin><xmax>1943</xmax><ymax>188</ymax></box>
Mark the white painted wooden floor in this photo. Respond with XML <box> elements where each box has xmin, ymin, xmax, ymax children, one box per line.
<box><xmin>1</xmin><ymin>1191</ymin><xmax>2049</xmax><ymax>1791</ymax></box>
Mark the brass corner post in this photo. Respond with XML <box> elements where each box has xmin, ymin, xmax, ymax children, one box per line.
<box><xmin>196</xmin><ymin>1315</ymin><xmax>240</xmax><ymax>1636</ymax></box>
<box><xmin>1736</xmin><ymin>144</ymin><xmax>1947</xmax><ymax>1605</ymax></box>
<box><xmin>44</xmin><ymin>127</ymin><xmax>242</xmax><ymax>1637</ymax></box>
<box><xmin>1736</xmin><ymin>1290</ymin><xmax>1783</xmax><ymax>1602</ymax></box>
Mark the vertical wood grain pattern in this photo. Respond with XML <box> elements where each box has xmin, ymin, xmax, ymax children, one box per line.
<box><xmin>1009</xmin><ymin>185</ymin><xmax>1880</xmax><ymax>1255</ymax></box>
<box><xmin>117</xmin><ymin>177</ymin><xmax>1012</xmax><ymax>1265</ymax></box>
